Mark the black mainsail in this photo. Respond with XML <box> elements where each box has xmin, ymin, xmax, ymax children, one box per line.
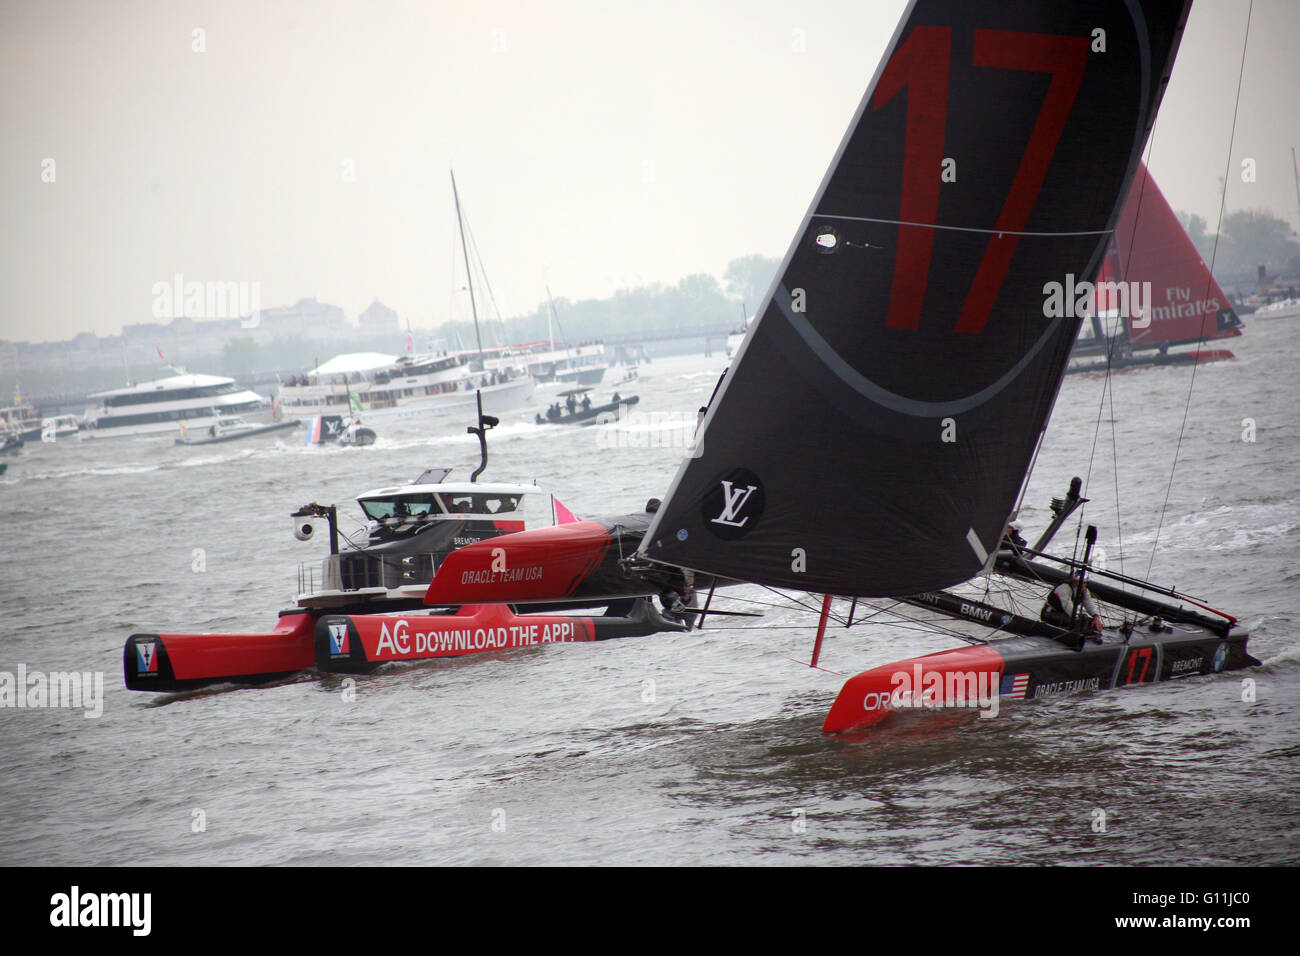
<box><xmin>640</xmin><ymin>0</ymin><xmax>1192</xmax><ymax>596</ymax></box>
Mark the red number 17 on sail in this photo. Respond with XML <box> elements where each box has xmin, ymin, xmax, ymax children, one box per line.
<box><xmin>875</xmin><ymin>27</ymin><xmax>1091</xmax><ymax>334</ymax></box>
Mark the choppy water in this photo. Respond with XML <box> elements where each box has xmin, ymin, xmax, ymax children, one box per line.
<box><xmin>1</xmin><ymin>326</ymin><xmax>1297</xmax><ymax>866</ymax></box>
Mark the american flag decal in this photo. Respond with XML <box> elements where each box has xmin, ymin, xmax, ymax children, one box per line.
<box><xmin>1000</xmin><ymin>673</ymin><xmax>1030</xmax><ymax>700</ymax></box>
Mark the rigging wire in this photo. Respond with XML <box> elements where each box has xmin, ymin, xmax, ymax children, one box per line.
<box><xmin>1092</xmin><ymin>152</ymin><xmax>1162</xmax><ymax>586</ymax></box>
<box><xmin>1074</xmin><ymin>132</ymin><xmax>1158</xmax><ymax>574</ymax></box>
<box><xmin>721</xmin><ymin>587</ymin><xmax>999</xmax><ymax>646</ymax></box>
<box><xmin>1144</xmin><ymin>0</ymin><xmax>1254</xmax><ymax>582</ymax></box>
<box><xmin>1106</xmin><ymin>361</ymin><xmax>1126</xmax><ymax>580</ymax></box>
<box><xmin>461</xmin><ymin>207</ymin><xmax>510</xmax><ymax>346</ymax></box>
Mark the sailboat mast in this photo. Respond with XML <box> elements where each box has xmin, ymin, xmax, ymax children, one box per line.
<box><xmin>545</xmin><ymin>284</ymin><xmax>573</xmax><ymax>373</ymax></box>
<box><xmin>1292</xmin><ymin>147</ymin><xmax>1300</xmax><ymax>226</ymax></box>
<box><xmin>451</xmin><ymin>169</ymin><xmax>485</xmax><ymax>364</ymax></box>
<box><xmin>545</xmin><ymin>285</ymin><xmax>555</xmax><ymax>348</ymax></box>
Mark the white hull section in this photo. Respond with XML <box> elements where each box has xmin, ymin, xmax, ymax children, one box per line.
<box><xmin>352</xmin><ymin>377</ymin><xmax>535</xmax><ymax>422</ymax></box>
<box><xmin>81</xmin><ymin>400</ymin><xmax>269</xmax><ymax>439</ymax></box>
<box><xmin>1254</xmin><ymin>299</ymin><xmax>1300</xmax><ymax>320</ymax></box>
<box><xmin>551</xmin><ymin>364</ymin><xmax>607</xmax><ymax>386</ymax></box>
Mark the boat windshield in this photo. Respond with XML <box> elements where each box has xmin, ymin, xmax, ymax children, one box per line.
<box><xmin>438</xmin><ymin>492</ymin><xmax>523</xmax><ymax>515</ymax></box>
<box><xmin>360</xmin><ymin>493</ymin><xmax>442</xmax><ymax>520</ymax></box>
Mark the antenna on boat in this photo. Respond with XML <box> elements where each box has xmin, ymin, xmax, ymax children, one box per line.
<box><xmin>545</xmin><ymin>284</ymin><xmax>574</xmax><ymax>376</ymax></box>
<box><xmin>451</xmin><ymin>169</ymin><xmax>485</xmax><ymax>366</ymax></box>
<box><xmin>1292</xmin><ymin>147</ymin><xmax>1300</xmax><ymax>227</ymax></box>
<box><xmin>1070</xmin><ymin>525</ymin><xmax>1099</xmax><ymax>631</ymax></box>
<box><xmin>1031</xmin><ymin>476</ymin><xmax>1087</xmax><ymax>553</ymax></box>
<box><xmin>467</xmin><ymin>390</ymin><xmax>499</xmax><ymax>483</ymax></box>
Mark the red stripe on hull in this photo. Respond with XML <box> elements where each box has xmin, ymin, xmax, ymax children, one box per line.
<box><xmin>424</xmin><ymin>521</ymin><xmax>612</xmax><ymax>605</ymax></box>
<box><xmin>823</xmin><ymin>644</ymin><xmax>1006</xmax><ymax>733</ymax></box>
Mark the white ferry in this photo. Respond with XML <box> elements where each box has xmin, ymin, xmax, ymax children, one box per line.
<box><xmin>510</xmin><ymin>341</ymin><xmax>607</xmax><ymax>386</ymax></box>
<box><xmin>82</xmin><ymin>373</ymin><xmax>267</xmax><ymax>439</ymax></box>
<box><xmin>277</xmin><ymin>351</ymin><xmax>533</xmax><ymax>421</ymax></box>
<box><xmin>443</xmin><ymin>341</ymin><xmax>606</xmax><ymax>386</ymax></box>
<box><xmin>1254</xmin><ymin>297</ymin><xmax>1300</xmax><ymax>320</ymax></box>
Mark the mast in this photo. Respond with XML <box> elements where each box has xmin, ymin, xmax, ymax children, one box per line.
<box><xmin>1292</xmin><ymin>147</ymin><xmax>1300</xmax><ymax>227</ymax></box>
<box><xmin>545</xmin><ymin>285</ymin><xmax>555</xmax><ymax>351</ymax></box>
<box><xmin>450</xmin><ymin>169</ymin><xmax>485</xmax><ymax>365</ymax></box>
<box><xmin>545</xmin><ymin>284</ymin><xmax>573</xmax><ymax>374</ymax></box>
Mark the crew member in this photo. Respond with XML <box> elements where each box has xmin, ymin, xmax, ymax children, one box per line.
<box><xmin>1002</xmin><ymin>522</ymin><xmax>1027</xmax><ymax>550</ymax></box>
<box><xmin>1041</xmin><ymin>577</ymin><xmax>1103</xmax><ymax>636</ymax></box>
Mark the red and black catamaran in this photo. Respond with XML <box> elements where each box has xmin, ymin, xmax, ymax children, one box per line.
<box><xmin>619</xmin><ymin>0</ymin><xmax>1260</xmax><ymax>731</ymax></box>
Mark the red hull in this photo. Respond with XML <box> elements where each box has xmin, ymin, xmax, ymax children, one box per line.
<box><xmin>317</xmin><ymin>604</ymin><xmax>597</xmax><ymax>672</ymax></box>
<box><xmin>824</xmin><ymin>624</ymin><xmax>1257</xmax><ymax>734</ymax></box>
<box><xmin>824</xmin><ymin>645</ymin><xmax>1005</xmax><ymax>733</ymax></box>
<box><xmin>124</xmin><ymin>612</ymin><xmax>316</xmax><ymax>691</ymax></box>
<box><xmin>124</xmin><ymin>597</ymin><xmax>685</xmax><ymax>691</ymax></box>
<box><xmin>1185</xmin><ymin>348</ymin><xmax>1235</xmax><ymax>363</ymax></box>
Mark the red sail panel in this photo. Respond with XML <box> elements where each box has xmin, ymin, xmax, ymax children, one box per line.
<box><xmin>1112</xmin><ymin>163</ymin><xmax>1243</xmax><ymax>346</ymax></box>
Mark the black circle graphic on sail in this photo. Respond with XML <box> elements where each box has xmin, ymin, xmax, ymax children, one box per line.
<box><xmin>700</xmin><ymin>469</ymin><xmax>765</xmax><ymax>540</ymax></box>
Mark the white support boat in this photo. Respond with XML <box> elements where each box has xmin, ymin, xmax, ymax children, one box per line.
<box><xmin>1253</xmin><ymin>297</ymin><xmax>1300</xmax><ymax>320</ymax></box>
<box><xmin>18</xmin><ymin>414</ymin><xmax>83</xmax><ymax>442</ymax></box>
<box><xmin>174</xmin><ymin>415</ymin><xmax>300</xmax><ymax>445</ymax></box>
<box><xmin>294</xmin><ymin>474</ymin><xmax>566</xmax><ymax>610</ymax></box>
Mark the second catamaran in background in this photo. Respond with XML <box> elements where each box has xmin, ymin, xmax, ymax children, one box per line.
<box><xmin>1070</xmin><ymin>161</ymin><xmax>1243</xmax><ymax>373</ymax></box>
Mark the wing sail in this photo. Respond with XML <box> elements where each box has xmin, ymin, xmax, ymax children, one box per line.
<box><xmin>641</xmin><ymin>0</ymin><xmax>1193</xmax><ymax>596</ymax></box>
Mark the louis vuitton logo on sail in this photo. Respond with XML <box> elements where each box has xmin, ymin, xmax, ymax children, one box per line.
<box><xmin>712</xmin><ymin>481</ymin><xmax>758</xmax><ymax>527</ymax></box>
<box><xmin>702</xmin><ymin>469</ymin><xmax>766</xmax><ymax>540</ymax></box>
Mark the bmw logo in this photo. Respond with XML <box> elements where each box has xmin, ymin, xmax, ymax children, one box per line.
<box><xmin>676</xmin><ymin>528</ymin><xmax>689</xmax><ymax>541</ymax></box>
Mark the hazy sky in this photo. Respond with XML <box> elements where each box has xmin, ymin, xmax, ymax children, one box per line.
<box><xmin>2</xmin><ymin>0</ymin><xmax>1297</xmax><ymax>343</ymax></box>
